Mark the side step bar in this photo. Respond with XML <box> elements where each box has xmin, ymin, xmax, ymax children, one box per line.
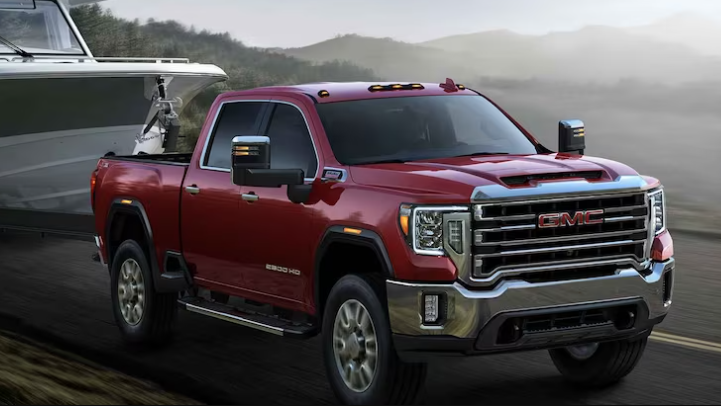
<box><xmin>178</xmin><ymin>296</ymin><xmax>317</xmax><ymax>338</ymax></box>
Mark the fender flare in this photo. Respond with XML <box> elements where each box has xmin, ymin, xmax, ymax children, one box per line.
<box><xmin>105</xmin><ymin>198</ymin><xmax>190</xmax><ymax>293</ymax></box>
<box><xmin>313</xmin><ymin>225</ymin><xmax>395</xmax><ymax>317</ymax></box>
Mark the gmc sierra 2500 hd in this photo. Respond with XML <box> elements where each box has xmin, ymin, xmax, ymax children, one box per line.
<box><xmin>91</xmin><ymin>79</ymin><xmax>675</xmax><ymax>405</ymax></box>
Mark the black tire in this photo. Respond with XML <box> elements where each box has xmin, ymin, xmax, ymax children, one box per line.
<box><xmin>110</xmin><ymin>239</ymin><xmax>177</xmax><ymax>346</ymax></box>
<box><xmin>549</xmin><ymin>337</ymin><xmax>648</xmax><ymax>388</ymax></box>
<box><xmin>322</xmin><ymin>274</ymin><xmax>427</xmax><ymax>405</ymax></box>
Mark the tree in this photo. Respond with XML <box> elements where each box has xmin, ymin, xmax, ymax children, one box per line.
<box><xmin>69</xmin><ymin>5</ymin><xmax>380</xmax><ymax>150</ymax></box>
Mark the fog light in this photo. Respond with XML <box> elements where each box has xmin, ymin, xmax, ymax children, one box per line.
<box><xmin>424</xmin><ymin>294</ymin><xmax>439</xmax><ymax>323</ymax></box>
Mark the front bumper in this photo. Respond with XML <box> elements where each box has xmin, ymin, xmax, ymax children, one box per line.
<box><xmin>386</xmin><ymin>259</ymin><xmax>674</xmax><ymax>360</ymax></box>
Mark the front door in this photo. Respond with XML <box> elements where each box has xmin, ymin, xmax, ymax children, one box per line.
<box><xmin>180</xmin><ymin>100</ymin><xmax>269</xmax><ymax>291</ymax></box>
<box><xmin>238</xmin><ymin>99</ymin><xmax>320</xmax><ymax>306</ymax></box>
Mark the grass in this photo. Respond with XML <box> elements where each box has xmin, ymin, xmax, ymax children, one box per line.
<box><xmin>0</xmin><ymin>331</ymin><xmax>200</xmax><ymax>405</ymax></box>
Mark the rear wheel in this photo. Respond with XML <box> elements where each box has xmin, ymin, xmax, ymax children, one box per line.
<box><xmin>549</xmin><ymin>337</ymin><xmax>648</xmax><ymax>388</ymax></box>
<box><xmin>322</xmin><ymin>274</ymin><xmax>427</xmax><ymax>405</ymax></box>
<box><xmin>110</xmin><ymin>240</ymin><xmax>177</xmax><ymax>346</ymax></box>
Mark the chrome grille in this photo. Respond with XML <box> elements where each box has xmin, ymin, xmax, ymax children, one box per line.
<box><xmin>472</xmin><ymin>192</ymin><xmax>649</xmax><ymax>284</ymax></box>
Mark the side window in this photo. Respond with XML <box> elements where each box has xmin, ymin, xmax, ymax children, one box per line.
<box><xmin>265</xmin><ymin>103</ymin><xmax>318</xmax><ymax>178</ymax></box>
<box><xmin>204</xmin><ymin>102</ymin><xmax>266</xmax><ymax>169</ymax></box>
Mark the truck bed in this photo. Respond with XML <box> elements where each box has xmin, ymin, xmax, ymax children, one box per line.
<box><xmin>93</xmin><ymin>153</ymin><xmax>190</xmax><ymax>266</ymax></box>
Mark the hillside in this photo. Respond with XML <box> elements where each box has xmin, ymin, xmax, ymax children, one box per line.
<box><xmin>280</xmin><ymin>21</ymin><xmax>721</xmax><ymax>85</ymax></box>
<box><xmin>281</xmin><ymin>34</ymin><xmax>467</xmax><ymax>82</ymax></box>
<box><xmin>627</xmin><ymin>13</ymin><xmax>721</xmax><ymax>56</ymax></box>
<box><xmin>69</xmin><ymin>5</ymin><xmax>379</xmax><ymax>149</ymax></box>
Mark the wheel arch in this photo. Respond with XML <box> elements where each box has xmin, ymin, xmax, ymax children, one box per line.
<box><xmin>105</xmin><ymin>198</ymin><xmax>190</xmax><ymax>293</ymax></box>
<box><xmin>314</xmin><ymin>225</ymin><xmax>395</xmax><ymax>321</ymax></box>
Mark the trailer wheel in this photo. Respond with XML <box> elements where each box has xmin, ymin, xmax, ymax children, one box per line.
<box><xmin>110</xmin><ymin>239</ymin><xmax>177</xmax><ymax>346</ymax></box>
<box><xmin>322</xmin><ymin>274</ymin><xmax>427</xmax><ymax>405</ymax></box>
<box><xmin>549</xmin><ymin>337</ymin><xmax>648</xmax><ymax>388</ymax></box>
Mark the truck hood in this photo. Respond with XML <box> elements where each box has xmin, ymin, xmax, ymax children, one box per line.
<box><xmin>348</xmin><ymin>153</ymin><xmax>647</xmax><ymax>201</ymax></box>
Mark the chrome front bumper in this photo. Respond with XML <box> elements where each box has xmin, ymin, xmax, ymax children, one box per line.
<box><xmin>387</xmin><ymin>259</ymin><xmax>674</xmax><ymax>355</ymax></box>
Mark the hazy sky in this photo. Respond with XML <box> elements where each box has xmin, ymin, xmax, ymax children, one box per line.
<box><xmin>103</xmin><ymin>0</ymin><xmax>721</xmax><ymax>48</ymax></box>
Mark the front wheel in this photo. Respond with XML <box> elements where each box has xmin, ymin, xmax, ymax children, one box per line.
<box><xmin>549</xmin><ymin>337</ymin><xmax>648</xmax><ymax>388</ymax></box>
<box><xmin>321</xmin><ymin>274</ymin><xmax>427</xmax><ymax>405</ymax></box>
<box><xmin>110</xmin><ymin>239</ymin><xmax>178</xmax><ymax>346</ymax></box>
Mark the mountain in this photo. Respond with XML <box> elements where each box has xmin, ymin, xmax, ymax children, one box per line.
<box><xmin>420</xmin><ymin>29</ymin><xmax>536</xmax><ymax>54</ymax></box>
<box><xmin>281</xmin><ymin>34</ymin><xmax>467</xmax><ymax>82</ymax></box>
<box><xmin>626</xmin><ymin>12</ymin><xmax>721</xmax><ymax>56</ymax></box>
<box><xmin>279</xmin><ymin>23</ymin><xmax>721</xmax><ymax>85</ymax></box>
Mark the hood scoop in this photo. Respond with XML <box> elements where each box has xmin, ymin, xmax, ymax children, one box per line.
<box><xmin>501</xmin><ymin>170</ymin><xmax>603</xmax><ymax>186</ymax></box>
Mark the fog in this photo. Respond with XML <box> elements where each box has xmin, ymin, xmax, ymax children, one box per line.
<box><xmin>105</xmin><ymin>0</ymin><xmax>721</xmax><ymax>48</ymax></box>
<box><xmin>105</xmin><ymin>0</ymin><xmax>721</xmax><ymax>232</ymax></box>
<box><xmin>477</xmin><ymin>80</ymin><xmax>721</xmax><ymax>232</ymax></box>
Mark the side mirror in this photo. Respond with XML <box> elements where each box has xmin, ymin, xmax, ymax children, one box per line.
<box><xmin>230</xmin><ymin>136</ymin><xmax>311</xmax><ymax>204</ymax></box>
<box><xmin>231</xmin><ymin>135</ymin><xmax>303</xmax><ymax>188</ymax></box>
<box><xmin>231</xmin><ymin>135</ymin><xmax>270</xmax><ymax>172</ymax></box>
<box><xmin>558</xmin><ymin>119</ymin><xmax>586</xmax><ymax>154</ymax></box>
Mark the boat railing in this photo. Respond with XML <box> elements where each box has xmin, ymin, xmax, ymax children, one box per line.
<box><xmin>1</xmin><ymin>55</ymin><xmax>192</xmax><ymax>63</ymax></box>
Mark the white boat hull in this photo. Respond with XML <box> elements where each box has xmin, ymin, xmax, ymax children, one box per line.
<box><xmin>0</xmin><ymin>125</ymin><xmax>141</xmax><ymax>214</ymax></box>
<box><xmin>0</xmin><ymin>64</ymin><xmax>227</xmax><ymax>223</ymax></box>
<box><xmin>0</xmin><ymin>0</ymin><xmax>227</xmax><ymax>236</ymax></box>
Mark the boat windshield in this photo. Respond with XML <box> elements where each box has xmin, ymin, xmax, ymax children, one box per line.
<box><xmin>0</xmin><ymin>0</ymin><xmax>84</xmax><ymax>56</ymax></box>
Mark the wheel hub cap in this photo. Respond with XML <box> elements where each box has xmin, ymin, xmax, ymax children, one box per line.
<box><xmin>117</xmin><ymin>258</ymin><xmax>145</xmax><ymax>326</ymax></box>
<box><xmin>333</xmin><ymin>299</ymin><xmax>378</xmax><ymax>393</ymax></box>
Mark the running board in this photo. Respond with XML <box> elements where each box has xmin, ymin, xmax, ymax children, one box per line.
<box><xmin>178</xmin><ymin>296</ymin><xmax>317</xmax><ymax>338</ymax></box>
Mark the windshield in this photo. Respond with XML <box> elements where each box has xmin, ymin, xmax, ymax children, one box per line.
<box><xmin>0</xmin><ymin>0</ymin><xmax>84</xmax><ymax>55</ymax></box>
<box><xmin>316</xmin><ymin>94</ymin><xmax>541</xmax><ymax>165</ymax></box>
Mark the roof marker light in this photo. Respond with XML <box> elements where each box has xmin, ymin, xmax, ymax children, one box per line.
<box><xmin>368</xmin><ymin>83</ymin><xmax>425</xmax><ymax>92</ymax></box>
<box><xmin>318</xmin><ymin>90</ymin><xmax>330</xmax><ymax>98</ymax></box>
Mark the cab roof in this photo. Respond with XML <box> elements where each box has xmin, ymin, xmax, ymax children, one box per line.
<box><xmin>220</xmin><ymin>79</ymin><xmax>478</xmax><ymax>104</ymax></box>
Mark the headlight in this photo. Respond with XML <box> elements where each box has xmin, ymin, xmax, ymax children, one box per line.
<box><xmin>649</xmin><ymin>188</ymin><xmax>666</xmax><ymax>235</ymax></box>
<box><xmin>399</xmin><ymin>204</ymin><xmax>469</xmax><ymax>256</ymax></box>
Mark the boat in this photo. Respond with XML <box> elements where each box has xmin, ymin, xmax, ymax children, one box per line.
<box><xmin>0</xmin><ymin>0</ymin><xmax>228</xmax><ymax>237</ymax></box>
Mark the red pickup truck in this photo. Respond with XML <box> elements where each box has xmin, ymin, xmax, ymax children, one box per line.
<box><xmin>92</xmin><ymin>79</ymin><xmax>675</xmax><ymax>405</ymax></box>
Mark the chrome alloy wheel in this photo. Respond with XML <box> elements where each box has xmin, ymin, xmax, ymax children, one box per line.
<box><xmin>565</xmin><ymin>342</ymin><xmax>600</xmax><ymax>361</ymax></box>
<box><xmin>117</xmin><ymin>258</ymin><xmax>146</xmax><ymax>326</ymax></box>
<box><xmin>333</xmin><ymin>299</ymin><xmax>378</xmax><ymax>392</ymax></box>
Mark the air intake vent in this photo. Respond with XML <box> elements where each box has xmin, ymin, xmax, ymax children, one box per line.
<box><xmin>502</xmin><ymin>171</ymin><xmax>603</xmax><ymax>186</ymax></box>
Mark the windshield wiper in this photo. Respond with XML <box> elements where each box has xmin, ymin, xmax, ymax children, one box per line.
<box><xmin>0</xmin><ymin>34</ymin><xmax>34</xmax><ymax>59</ymax></box>
<box><xmin>452</xmin><ymin>152</ymin><xmax>510</xmax><ymax>158</ymax></box>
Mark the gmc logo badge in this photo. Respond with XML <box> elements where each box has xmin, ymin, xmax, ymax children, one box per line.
<box><xmin>538</xmin><ymin>209</ymin><xmax>604</xmax><ymax>228</ymax></box>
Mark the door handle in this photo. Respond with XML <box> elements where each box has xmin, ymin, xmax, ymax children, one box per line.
<box><xmin>185</xmin><ymin>185</ymin><xmax>200</xmax><ymax>195</ymax></box>
<box><xmin>242</xmin><ymin>193</ymin><xmax>259</xmax><ymax>202</ymax></box>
